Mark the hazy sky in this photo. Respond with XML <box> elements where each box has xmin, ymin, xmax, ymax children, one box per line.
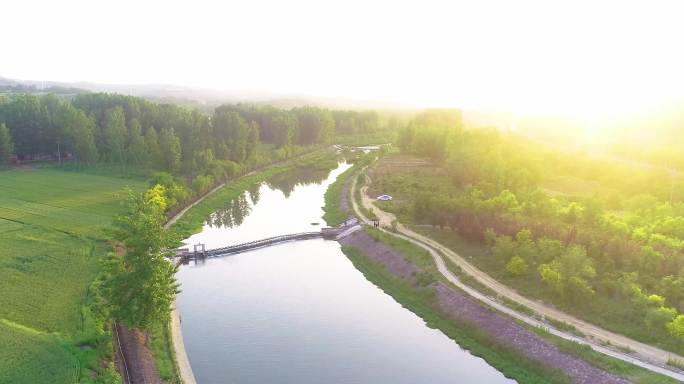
<box><xmin>3</xmin><ymin>0</ymin><xmax>684</xmax><ymax>120</ymax></box>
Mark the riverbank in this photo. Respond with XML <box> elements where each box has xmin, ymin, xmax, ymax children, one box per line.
<box><xmin>330</xmin><ymin>160</ymin><xmax>684</xmax><ymax>383</ymax></box>
<box><xmin>344</xmin><ymin>160</ymin><xmax>684</xmax><ymax>382</ymax></box>
<box><xmin>170</xmin><ymin>306</ymin><xmax>195</xmax><ymax>384</ymax></box>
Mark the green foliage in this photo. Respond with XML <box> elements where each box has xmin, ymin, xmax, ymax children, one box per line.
<box><xmin>374</xmin><ymin>116</ymin><xmax>684</xmax><ymax>356</ymax></box>
<box><xmin>0</xmin><ymin>93</ymin><xmax>402</xmax><ymax>180</ymax></box>
<box><xmin>103</xmin><ymin>188</ymin><xmax>179</xmax><ymax>331</ymax></box>
<box><xmin>667</xmin><ymin>315</ymin><xmax>684</xmax><ymax>339</ymax></box>
<box><xmin>506</xmin><ymin>256</ymin><xmax>529</xmax><ymax>276</ymax></box>
<box><xmin>148</xmin><ymin>321</ymin><xmax>180</xmax><ymax>382</ymax></box>
<box><xmin>645</xmin><ymin>307</ymin><xmax>676</xmax><ymax>332</ymax></box>
<box><xmin>398</xmin><ymin>109</ymin><xmax>462</xmax><ymax>162</ymax></box>
<box><xmin>322</xmin><ymin>157</ymin><xmax>364</xmax><ymax>226</ymax></box>
<box><xmin>102</xmin><ymin>107</ymin><xmax>127</xmax><ymax>164</ymax></box>
<box><xmin>0</xmin><ymin>122</ymin><xmax>14</xmax><ymax>164</ymax></box>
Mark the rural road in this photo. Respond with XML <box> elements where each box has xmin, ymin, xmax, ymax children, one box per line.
<box><xmin>350</xmin><ymin>172</ymin><xmax>684</xmax><ymax>382</ymax></box>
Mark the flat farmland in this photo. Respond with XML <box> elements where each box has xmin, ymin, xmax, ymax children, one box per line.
<box><xmin>0</xmin><ymin>168</ymin><xmax>145</xmax><ymax>383</ymax></box>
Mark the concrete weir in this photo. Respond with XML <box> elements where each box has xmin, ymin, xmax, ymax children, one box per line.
<box><xmin>177</xmin><ymin>219</ymin><xmax>360</xmax><ymax>262</ymax></box>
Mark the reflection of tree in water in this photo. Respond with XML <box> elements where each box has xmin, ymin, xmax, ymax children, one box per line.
<box><xmin>247</xmin><ymin>183</ymin><xmax>260</xmax><ymax>206</ymax></box>
<box><xmin>205</xmin><ymin>162</ymin><xmax>342</xmax><ymax>228</ymax></box>
<box><xmin>207</xmin><ymin>192</ymin><xmax>252</xmax><ymax>228</ymax></box>
<box><xmin>266</xmin><ymin>165</ymin><xmax>334</xmax><ymax>197</ymax></box>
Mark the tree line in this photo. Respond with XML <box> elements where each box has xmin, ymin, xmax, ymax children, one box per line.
<box><xmin>379</xmin><ymin>113</ymin><xmax>684</xmax><ymax>351</ymax></box>
<box><xmin>0</xmin><ymin>93</ymin><xmax>395</xmax><ymax>174</ymax></box>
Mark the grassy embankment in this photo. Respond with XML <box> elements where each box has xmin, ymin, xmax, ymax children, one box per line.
<box><xmin>409</xmin><ymin>227</ymin><xmax>681</xmax><ymax>384</ymax></box>
<box><xmin>363</xmin><ymin>154</ymin><xmax>681</xmax><ymax>383</ymax></box>
<box><xmin>341</xmin><ymin>229</ymin><xmax>571</xmax><ymax>384</ymax></box>
<box><xmin>322</xmin><ymin>153</ymin><xmax>375</xmax><ymax>226</ymax></box>
<box><xmin>324</xmin><ymin>161</ymin><xmax>571</xmax><ymax>383</ymax></box>
<box><xmin>0</xmin><ymin>168</ymin><xmax>146</xmax><ymax>384</ymax></box>
<box><xmin>368</xmin><ymin>153</ymin><xmax>684</xmax><ymax>357</ymax></box>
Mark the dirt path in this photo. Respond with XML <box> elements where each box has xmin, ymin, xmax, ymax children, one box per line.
<box><xmin>350</xmin><ymin>171</ymin><xmax>684</xmax><ymax>382</ymax></box>
<box><xmin>114</xmin><ymin>323</ymin><xmax>162</xmax><ymax>384</ymax></box>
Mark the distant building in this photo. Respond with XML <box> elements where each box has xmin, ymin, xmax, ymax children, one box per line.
<box><xmin>376</xmin><ymin>194</ymin><xmax>393</xmax><ymax>201</ymax></box>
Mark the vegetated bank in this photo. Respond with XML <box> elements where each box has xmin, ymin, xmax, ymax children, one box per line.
<box><xmin>328</xmin><ymin>155</ymin><xmax>680</xmax><ymax>384</ymax></box>
<box><xmin>378</xmin><ymin>109</ymin><xmax>684</xmax><ymax>359</ymax></box>
<box><xmin>327</xmin><ymin>160</ymin><xmax>574</xmax><ymax>383</ymax></box>
<box><xmin>322</xmin><ymin>151</ymin><xmax>376</xmax><ymax>227</ymax></box>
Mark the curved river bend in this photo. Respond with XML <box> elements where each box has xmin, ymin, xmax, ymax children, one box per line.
<box><xmin>177</xmin><ymin>163</ymin><xmax>514</xmax><ymax>384</ymax></box>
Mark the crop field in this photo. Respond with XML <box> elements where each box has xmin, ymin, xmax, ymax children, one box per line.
<box><xmin>0</xmin><ymin>168</ymin><xmax>145</xmax><ymax>383</ymax></box>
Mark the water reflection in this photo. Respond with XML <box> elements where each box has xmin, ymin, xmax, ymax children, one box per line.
<box><xmin>247</xmin><ymin>183</ymin><xmax>260</xmax><ymax>206</ymax></box>
<box><xmin>266</xmin><ymin>165</ymin><xmax>336</xmax><ymax>197</ymax></box>
<box><xmin>207</xmin><ymin>164</ymin><xmax>339</xmax><ymax>229</ymax></box>
<box><xmin>207</xmin><ymin>193</ymin><xmax>252</xmax><ymax>228</ymax></box>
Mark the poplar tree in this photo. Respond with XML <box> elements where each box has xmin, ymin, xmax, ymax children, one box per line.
<box><xmin>0</xmin><ymin>123</ymin><xmax>14</xmax><ymax>164</ymax></box>
<box><xmin>104</xmin><ymin>187</ymin><xmax>179</xmax><ymax>330</ymax></box>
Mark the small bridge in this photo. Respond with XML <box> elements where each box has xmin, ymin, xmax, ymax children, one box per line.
<box><xmin>176</xmin><ymin>219</ymin><xmax>361</xmax><ymax>262</ymax></box>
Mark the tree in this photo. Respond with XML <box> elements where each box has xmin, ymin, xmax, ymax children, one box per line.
<box><xmin>0</xmin><ymin>123</ymin><xmax>14</xmax><ymax>164</ymax></box>
<box><xmin>213</xmin><ymin>110</ymin><xmax>249</xmax><ymax>162</ymax></box>
<box><xmin>506</xmin><ymin>256</ymin><xmax>528</xmax><ymax>276</ymax></box>
<box><xmin>159</xmin><ymin>127</ymin><xmax>181</xmax><ymax>172</ymax></box>
<box><xmin>103</xmin><ymin>187</ymin><xmax>179</xmax><ymax>330</ymax></box>
<box><xmin>539</xmin><ymin>264</ymin><xmax>563</xmax><ymax>294</ymax></box>
<box><xmin>645</xmin><ymin>306</ymin><xmax>676</xmax><ymax>332</ymax></box>
<box><xmin>53</xmin><ymin>103</ymin><xmax>97</xmax><ymax>164</ymax></box>
<box><xmin>271</xmin><ymin>113</ymin><xmax>296</xmax><ymax>148</ymax></box>
<box><xmin>538</xmin><ymin>246</ymin><xmax>596</xmax><ymax>301</ymax></box>
<box><xmin>294</xmin><ymin>107</ymin><xmax>334</xmax><ymax>145</ymax></box>
<box><xmin>246</xmin><ymin>120</ymin><xmax>260</xmax><ymax>160</ymax></box>
<box><xmin>103</xmin><ymin>107</ymin><xmax>127</xmax><ymax>163</ymax></box>
<box><xmin>144</xmin><ymin>127</ymin><xmax>162</xmax><ymax>167</ymax></box>
<box><xmin>126</xmin><ymin>118</ymin><xmax>148</xmax><ymax>166</ymax></box>
<box><xmin>667</xmin><ymin>315</ymin><xmax>684</xmax><ymax>339</ymax></box>
<box><xmin>640</xmin><ymin>245</ymin><xmax>664</xmax><ymax>275</ymax></box>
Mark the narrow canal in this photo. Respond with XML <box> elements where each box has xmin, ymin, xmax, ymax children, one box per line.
<box><xmin>176</xmin><ymin>162</ymin><xmax>514</xmax><ymax>384</ymax></box>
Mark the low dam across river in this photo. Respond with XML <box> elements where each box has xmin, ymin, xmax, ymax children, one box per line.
<box><xmin>177</xmin><ymin>220</ymin><xmax>361</xmax><ymax>261</ymax></box>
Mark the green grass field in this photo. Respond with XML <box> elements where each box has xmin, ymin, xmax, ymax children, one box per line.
<box><xmin>0</xmin><ymin>168</ymin><xmax>145</xmax><ymax>383</ymax></box>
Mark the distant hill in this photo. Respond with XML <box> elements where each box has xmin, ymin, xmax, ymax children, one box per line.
<box><xmin>0</xmin><ymin>76</ymin><xmax>88</xmax><ymax>97</ymax></box>
<box><xmin>0</xmin><ymin>76</ymin><xmax>416</xmax><ymax>112</ymax></box>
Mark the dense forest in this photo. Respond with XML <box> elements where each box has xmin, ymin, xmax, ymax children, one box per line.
<box><xmin>0</xmin><ymin>93</ymin><xmax>398</xmax><ymax>209</ymax></box>
<box><xmin>0</xmin><ymin>93</ymin><xmax>391</xmax><ymax>169</ymax></box>
<box><xmin>371</xmin><ymin>111</ymin><xmax>684</xmax><ymax>353</ymax></box>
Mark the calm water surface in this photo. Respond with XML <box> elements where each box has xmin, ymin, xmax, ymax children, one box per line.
<box><xmin>177</xmin><ymin>163</ymin><xmax>514</xmax><ymax>384</ymax></box>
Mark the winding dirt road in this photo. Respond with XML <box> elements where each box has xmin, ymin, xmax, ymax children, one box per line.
<box><xmin>350</xmin><ymin>172</ymin><xmax>684</xmax><ymax>382</ymax></box>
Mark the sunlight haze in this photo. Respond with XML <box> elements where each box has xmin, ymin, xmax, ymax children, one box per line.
<box><xmin>4</xmin><ymin>2</ymin><xmax>684</xmax><ymax>383</ymax></box>
<box><xmin>3</xmin><ymin>0</ymin><xmax>684</xmax><ymax>121</ymax></box>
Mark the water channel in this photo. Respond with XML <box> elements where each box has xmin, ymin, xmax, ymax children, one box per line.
<box><xmin>176</xmin><ymin>162</ymin><xmax>514</xmax><ymax>384</ymax></box>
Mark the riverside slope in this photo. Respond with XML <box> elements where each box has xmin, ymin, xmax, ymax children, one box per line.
<box><xmin>351</xmin><ymin>170</ymin><xmax>684</xmax><ymax>382</ymax></box>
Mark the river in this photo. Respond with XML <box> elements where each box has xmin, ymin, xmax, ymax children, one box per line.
<box><xmin>176</xmin><ymin>162</ymin><xmax>514</xmax><ymax>384</ymax></box>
